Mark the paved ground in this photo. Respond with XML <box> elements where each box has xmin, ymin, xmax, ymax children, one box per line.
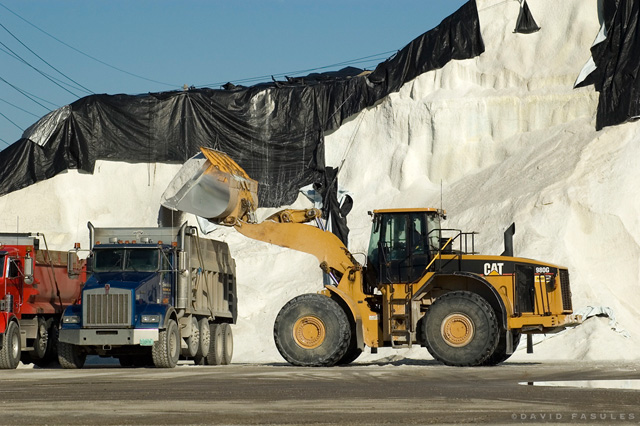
<box><xmin>2</xmin><ymin>359</ymin><xmax>640</xmax><ymax>425</ymax></box>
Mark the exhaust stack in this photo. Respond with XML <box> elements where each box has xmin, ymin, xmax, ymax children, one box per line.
<box><xmin>501</xmin><ymin>222</ymin><xmax>516</xmax><ymax>257</ymax></box>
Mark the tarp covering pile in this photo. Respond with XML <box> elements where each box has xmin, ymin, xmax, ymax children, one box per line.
<box><xmin>0</xmin><ymin>0</ymin><xmax>485</xmax><ymax>207</ymax></box>
<box><xmin>576</xmin><ymin>0</ymin><xmax>640</xmax><ymax>130</ymax></box>
<box><xmin>514</xmin><ymin>0</ymin><xmax>540</xmax><ymax>34</ymax></box>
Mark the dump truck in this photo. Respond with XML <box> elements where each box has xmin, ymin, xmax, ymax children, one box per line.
<box><xmin>162</xmin><ymin>147</ymin><xmax>581</xmax><ymax>367</ymax></box>
<box><xmin>0</xmin><ymin>233</ymin><xmax>86</xmax><ymax>369</ymax></box>
<box><xmin>58</xmin><ymin>222</ymin><xmax>237</xmax><ymax>368</ymax></box>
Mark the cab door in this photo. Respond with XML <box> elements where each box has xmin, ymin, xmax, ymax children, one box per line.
<box><xmin>370</xmin><ymin>213</ymin><xmax>431</xmax><ymax>284</ymax></box>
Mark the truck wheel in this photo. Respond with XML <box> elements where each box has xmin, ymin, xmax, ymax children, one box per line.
<box><xmin>220</xmin><ymin>323</ymin><xmax>233</xmax><ymax>365</ymax></box>
<box><xmin>423</xmin><ymin>291</ymin><xmax>499</xmax><ymax>367</ymax></box>
<box><xmin>0</xmin><ymin>321</ymin><xmax>21</xmax><ymax>369</ymax></box>
<box><xmin>193</xmin><ymin>318</ymin><xmax>211</xmax><ymax>365</ymax></box>
<box><xmin>183</xmin><ymin>316</ymin><xmax>200</xmax><ymax>358</ymax></box>
<box><xmin>483</xmin><ymin>330</ymin><xmax>521</xmax><ymax>366</ymax></box>
<box><xmin>205</xmin><ymin>323</ymin><xmax>224</xmax><ymax>365</ymax></box>
<box><xmin>32</xmin><ymin>321</ymin><xmax>59</xmax><ymax>368</ymax></box>
<box><xmin>152</xmin><ymin>319</ymin><xmax>180</xmax><ymax>368</ymax></box>
<box><xmin>58</xmin><ymin>342</ymin><xmax>86</xmax><ymax>369</ymax></box>
<box><xmin>32</xmin><ymin>318</ymin><xmax>49</xmax><ymax>359</ymax></box>
<box><xmin>274</xmin><ymin>294</ymin><xmax>351</xmax><ymax>367</ymax></box>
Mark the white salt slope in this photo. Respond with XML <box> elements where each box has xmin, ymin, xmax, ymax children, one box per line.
<box><xmin>1</xmin><ymin>0</ymin><xmax>638</xmax><ymax>364</ymax></box>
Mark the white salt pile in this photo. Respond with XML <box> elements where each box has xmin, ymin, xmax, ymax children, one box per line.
<box><xmin>2</xmin><ymin>0</ymin><xmax>639</xmax><ymax>364</ymax></box>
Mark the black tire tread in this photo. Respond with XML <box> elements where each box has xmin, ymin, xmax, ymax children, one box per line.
<box><xmin>58</xmin><ymin>341</ymin><xmax>86</xmax><ymax>369</ymax></box>
<box><xmin>273</xmin><ymin>293</ymin><xmax>351</xmax><ymax>367</ymax></box>
<box><xmin>152</xmin><ymin>319</ymin><xmax>179</xmax><ymax>368</ymax></box>
<box><xmin>423</xmin><ymin>291</ymin><xmax>499</xmax><ymax>367</ymax></box>
<box><xmin>0</xmin><ymin>321</ymin><xmax>21</xmax><ymax>369</ymax></box>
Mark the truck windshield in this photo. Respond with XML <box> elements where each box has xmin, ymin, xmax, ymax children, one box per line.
<box><xmin>93</xmin><ymin>248</ymin><xmax>159</xmax><ymax>272</ymax></box>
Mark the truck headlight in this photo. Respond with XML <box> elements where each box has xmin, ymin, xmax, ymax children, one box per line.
<box><xmin>63</xmin><ymin>315</ymin><xmax>80</xmax><ymax>324</ymax></box>
<box><xmin>141</xmin><ymin>314</ymin><xmax>161</xmax><ymax>324</ymax></box>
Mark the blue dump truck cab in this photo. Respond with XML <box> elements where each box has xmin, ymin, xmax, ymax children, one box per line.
<box><xmin>58</xmin><ymin>222</ymin><xmax>237</xmax><ymax>368</ymax></box>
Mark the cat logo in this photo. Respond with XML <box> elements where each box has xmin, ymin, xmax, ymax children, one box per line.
<box><xmin>484</xmin><ymin>262</ymin><xmax>504</xmax><ymax>276</ymax></box>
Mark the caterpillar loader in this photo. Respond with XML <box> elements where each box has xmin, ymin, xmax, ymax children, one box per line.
<box><xmin>162</xmin><ymin>147</ymin><xmax>581</xmax><ymax>367</ymax></box>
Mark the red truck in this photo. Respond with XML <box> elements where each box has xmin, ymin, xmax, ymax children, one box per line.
<box><xmin>0</xmin><ymin>233</ymin><xmax>86</xmax><ymax>369</ymax></box>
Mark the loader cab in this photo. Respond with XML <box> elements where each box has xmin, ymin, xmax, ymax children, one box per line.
<box><xmin>367</xmin><ymin>208</ymin><xmax>444</xmax><ymax>286</ymax></box>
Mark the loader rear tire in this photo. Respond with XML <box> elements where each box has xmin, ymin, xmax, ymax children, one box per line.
<box><xmin>152</xmin><ymin>319</ymin><xmax>180</xmax><ymax>368</ymax></box>
<box><xmin>482</xmin><ymin>330</ymin><xmax>521</xmax><ymax>366</ymax></box>
<box><xmin>58</xmin><ymin>342</ymin><xmax>86</xmax><ymax>369</ymax></box>
<box><xmin>274</xmin><ymin>294</ymin><xmax>350</xmax><ymax>367</ymax></box>
<box><xmin>423</xmin><ymin>291</ymin><xmax>499</xmax><ymax>367</ymax></box>
<box><xmin>0</xmin><ymin>321</ymin><xmax>21</xmax><ymax>369</ymax></box>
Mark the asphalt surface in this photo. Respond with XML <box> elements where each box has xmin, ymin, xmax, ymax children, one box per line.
<box><xmin>2</xmin><ymin>359</ymin><xmax>639</xmax><ymax>425</ymax></box>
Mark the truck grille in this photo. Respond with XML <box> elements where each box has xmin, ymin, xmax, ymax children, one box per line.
<box><xmin>559</xmin><ymin>269</ymin><xmax>572</xmax><ymax>312</ymax></box>
<box><xmin>83</xmin><ymin>288</ymin><xmax>132</xmax><ymax>327</ymax></box>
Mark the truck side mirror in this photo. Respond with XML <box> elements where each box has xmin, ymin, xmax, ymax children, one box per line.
<box><xmin>67</xmin><ymin>245</ymin><xmax>89</xmax><ymax>277</ymax></box>
<box><xmin>24</xmin><ymin>255</ymin><xmax>34</xmax><ymax>285</ymax></box>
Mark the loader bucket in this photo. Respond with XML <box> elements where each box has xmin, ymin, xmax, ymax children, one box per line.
<box><xmin>161</xmin><ymin>148</ymin><xmax>258</xmax><ymax>224</ymax></box>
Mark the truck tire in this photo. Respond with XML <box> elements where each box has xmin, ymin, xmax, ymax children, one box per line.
<box><xmin>193</xmin><ymin>318</ymin><xmax>211</xmax><ymax>365</ymax></box>
<box><xmin>483</xmin><ymin>330</ymin><xmax>521</xmax><ymax>366</ymax></box>
<box><xmin>220</xmin><ymin>323</ymin><xmax>233</xmax><ymax>365</ymax></box>
<box><xmin>58</xmin><ymin>342</ymin><xmax>86</xmax><ymax>369</ymax></box>
<box><xmin>183</xmin><ymin>316</ymin><xmax>200</xmax><ymax>358</ymax></box>
<box><xmin>423</xmin><ymin>291</ymin><xmax>499</xmax><ymax>367</ymax></box>
<box><xmin>205</xmin><ymin>323</ymin><xmax>224</xmax><ymax>365</ymax></box>
<box><xmin>0</xmin><ymin>321</ymin><xmax>21</xmax><ymax>369</ymax></box>
<box><xmin>32</xmin><ymin>318</ymin><xmax>49</xmax><ymax>360</ymax></box>
<box><xmin>274</xmin><ymin>294</ymin><xmax>351</xmax><ymax>367</ymax></box>
<box><xmin>152</xmin><ymin>319</ymin><xmax>180</xmax><ymax>368</ymax></box>
<box><xmin>29</xmin><ymin>319</ymin><xmax>59</xmax><ymax>368</ymax></box>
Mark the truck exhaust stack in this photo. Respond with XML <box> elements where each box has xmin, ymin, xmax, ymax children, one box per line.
<box><xmin>162</xmin><ymin>148</ymin><xmax>258</xmax><ymax>225</ymax></box>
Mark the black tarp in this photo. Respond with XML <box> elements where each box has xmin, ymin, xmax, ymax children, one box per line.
<box><xmin>576</xmin><ymin>0</ymin><xmax>640</xmax><ymax>130</ymax></box>
<box><xmin>514</xmin><ymin>0</ymin><xmax>540</xmax><ymax>34</ymax></box>
<box><xmin>313</xmin><ymin>167</ymin><xmax>353</xmax><ymax>246</ymax></box>
<box><xmin>0</xmin><ymin>0</ymin><xmax>485</xmax><ymax>207</ymax></box>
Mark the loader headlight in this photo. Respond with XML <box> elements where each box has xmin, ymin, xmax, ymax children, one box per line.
<box><xmin>63</xmin><ymin>315</ymin><xmax>80</xmax><ymax>324</ymax></box>
<box><xmin>141</xmin><ymin>314</ymin><xmax>161</xmax><ymax>324</ymax></box>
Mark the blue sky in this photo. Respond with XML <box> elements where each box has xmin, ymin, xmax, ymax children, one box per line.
<box><xmin>0</xmin><ymin>0</ymin><xmax>468</xmax><ymax>147</ymax></box>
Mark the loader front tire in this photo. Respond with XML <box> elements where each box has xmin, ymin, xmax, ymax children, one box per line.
<box><xmin>423</xmin><ymin>291</ymin><xmax>499</xmax><ymax>367</ymax></box>
<box><xmin>483</xmin><ymin>330</ymin><xmax>521</xmax><ymax>366</ymax></box>
<box><xmin>274</xmin><ymin>294</ymin><xmax>350</xmax><ymax>367</ymax></box>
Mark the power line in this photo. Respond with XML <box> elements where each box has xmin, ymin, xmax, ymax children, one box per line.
<box><xmin>0</xmin><ymin>109</ymin><xmax>23</xmax><ymax>131</ymax></box>
<box><xmin>0</xmin><ymin>38</ymin><xmax>83</xmax><ymax>98</ymax></box>
<box><xmin>0</xmin><ymin>76</ymin><xmax>52</xmax><ymax>111</ymax></box>
<box><xmin>0</xmin><ymin>19</ymin><xmax>93</xmax><ymax>95</ymax></box>
<box><xmin>198</xmin><ymin>50</ymin><xmax>396</xmax><ymax>88</ymax></box>
<box><xmin>0</xmin><ymin>1</ymin><xmax>178</xmax><ymax>88</ymax></box>
<box><xmin>0</xmin><ymin>97</ymin><xmax>40</xmax><ymax>117</ymax></box>
<box><xmin>0</xmin><ymin>45</ymin><xmax>92</xmax><ymax>95</ymax></box>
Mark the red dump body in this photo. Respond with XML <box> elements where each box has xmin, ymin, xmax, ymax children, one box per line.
<box><xmin>0</xmin><ymin>234</ymin><xmax>86</xmax><ymax>333</ymax></box>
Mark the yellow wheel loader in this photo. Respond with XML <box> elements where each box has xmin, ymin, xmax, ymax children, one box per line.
<box><xmin>162</xmin><ymin>148</ymin><xmax>581</xmax><ymax>367</ymax></box>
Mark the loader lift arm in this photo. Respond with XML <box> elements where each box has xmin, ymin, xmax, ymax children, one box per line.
<box><xmin>161</xmin><ymin>147</ymin><xmax>360</xmax><ymax>277</ymax></box>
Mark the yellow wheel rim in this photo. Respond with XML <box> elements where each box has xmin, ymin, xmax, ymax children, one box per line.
<box><xmin>293</xmin><ymin>316</ymin><xmax>326</xmax><ymax>349</ymax></box>
<box><xmin>441</xmin><ymin>313</ymin><xmax>474</xmax><ymax>347</ymax></box>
